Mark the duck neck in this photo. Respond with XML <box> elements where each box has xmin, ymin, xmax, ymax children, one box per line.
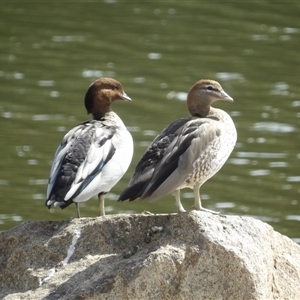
<box><xmin>187</xmin><ymin>102</ymin><xmax>211</xmax><ymax>117</ymax></box>
<box><xmin>92</xmin><ymin>108</ymin><xmax>112</xmax><ymax>120</ymax></box>
<box><xmin>187</xmin><ymin>90</ymin><xmax>213</xmax><ymax>117</ymax></box>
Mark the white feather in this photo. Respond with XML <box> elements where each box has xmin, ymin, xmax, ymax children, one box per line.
<box><xmin>64</xmin><ymin>113</ymin><xmax>133</xmax><ymax>203</ymax></box>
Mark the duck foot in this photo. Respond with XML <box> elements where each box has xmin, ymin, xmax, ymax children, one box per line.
<box><xmin>191</xmin><ymin>205</ymin><xmax>220</xmax><ymax>215</ymax></box>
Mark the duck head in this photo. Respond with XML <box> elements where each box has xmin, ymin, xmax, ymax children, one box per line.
<box><xmin>187</xmin><ymin>79</ymin><xmax>233</xmax><ymax>117</ymax></box>
<box><xmin>84</xmin><ymin>77</ymin><xmax>131</xmax><ymax>119</ymax></box>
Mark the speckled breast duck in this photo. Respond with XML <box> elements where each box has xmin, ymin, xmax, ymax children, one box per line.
<box><xmin>119</xmin><ymin>79</ymin><xmax>237</xmax><ymax>213</ymax></box>
<box><xmin>46</xmin><ymin>77</ymin><xmax>133</xmax><ymax>217</ymax></box>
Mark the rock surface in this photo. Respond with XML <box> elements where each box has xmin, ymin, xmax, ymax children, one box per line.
<box><xmin>0</xmin><ymin>211</ymin><xmax>300</xmax><ymax>300</ymax></box>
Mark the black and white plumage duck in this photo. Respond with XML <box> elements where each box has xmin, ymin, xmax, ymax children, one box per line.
<box><xmin>118</xmin><ymin>79</ymin><xmax>237</xmax><ymax>213</ymax></box>
<box><xmin>46</xmin><ymin>77</ymin><xmax>133</xmax><ymax>217</ymax></box>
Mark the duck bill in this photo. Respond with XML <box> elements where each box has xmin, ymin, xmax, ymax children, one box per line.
<box><xmin>221</xmin><ymin>90</ymin><xmax>234</xmax><ymax>102</ymax></box>
<box><xmin>119</xmin><ymin>91</ymin><xmax>132</xmax><ymax>102</ymax></box>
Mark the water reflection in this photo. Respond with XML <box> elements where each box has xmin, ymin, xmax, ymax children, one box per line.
<box><xmin>0</xmin><ymin>214</ymin><xmax>23</xmax><ymax>225</ymax></box>
<box><xmin>52</xmin><ymin>36</ymin><xmax>85</xmax><ymax>43</ymax></box>
<box><xmin>236</xmin><ymin>152</ymin><xmax>287</xmax><ymax>159</ymax></box>
<box><xmin>216</xmin><ymin>72</ymin><xmax>245</xmax><ymax>82</ymax></box>
<box><xmin>38</xmin><ymin>80</ymin><xmax>55</xmax><ymax>87</ymax></box>
<box><xmin>269</xmin><ymin>162</ymin><xmax>288</xmax><ymax>168</ymax></box>
<box><xmin>249</xmin><ymin>169</ymin><xmax>270</xmax><ymax>176</ymax></box>
<box><xmin>251</xmin><ymin>122</ymin><xmax>295</xmax><ymax>133</ymax></box>
<box><xmin>82</xmin><ymin>69</ymin><xmax>115</xmax><ymax>78</ymax></box>
<box><xmin>286</xmin><ymin>177</ymin><xmax>300</xmax><ymax>182</ymax></box>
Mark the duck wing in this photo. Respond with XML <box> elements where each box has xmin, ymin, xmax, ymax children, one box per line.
<box><xmin>119</xmin><ymin>117</ymin><xmax>200</xmax><ymax>201</ymax></box>
<box><xmin>46</xmin><ymin>120</ymin><xmax>116</xmax><ymax>208</ymax></box>
<box><xmin>142</xmin><ymin>117</ymin><xmax>221</xmax><ymax>202</ymax></box>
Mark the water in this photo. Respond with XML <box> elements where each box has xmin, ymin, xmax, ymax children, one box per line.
<box><xmin>0</xmin><ymin>2</ymin><xmax>299</xmax><ymax>243</ymax></box>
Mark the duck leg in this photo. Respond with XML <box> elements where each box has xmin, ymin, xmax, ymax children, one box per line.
<box><xmin>98</xmin><ymin>192</ymin><xmax>106</xmax><ymax>216</ymax></box>
<box><xmin>191</xmin><ymin>184</ymin><xmax>219</xmax><ymax>214</ymax></box>
<box><xmin>75</xmin><ymin>202</ymin><xmax>81</xmax><ymax>218</ymax></box>
<box><xmin>174</xmin><ymin>189</ymin><xmax>186</xmax><ymax>213</ymax></box>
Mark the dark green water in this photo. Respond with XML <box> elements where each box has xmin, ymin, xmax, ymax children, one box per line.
<box><xmin>0</xmin><ymin>2</ymin><xmax>299</xmax><ymax>242</ymax></box>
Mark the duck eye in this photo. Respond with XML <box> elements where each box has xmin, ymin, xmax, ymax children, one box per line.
<box><xmin>112</xmin><ymin>84</ymin><xmax>118</xmax><ymax>90</ymax></box>
<box><xmin>207</xmin><ymin>85</ymin><xmax>213</xmax><ymax>91</ymax></box>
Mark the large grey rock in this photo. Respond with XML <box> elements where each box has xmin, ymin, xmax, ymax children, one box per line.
<box><xmin>0</xmin><ymin>211</ymin><xmax>300</xmax><ymax>299</ymax></box>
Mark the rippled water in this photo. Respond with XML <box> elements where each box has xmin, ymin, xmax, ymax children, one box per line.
<box><xmin>0</xmin><ymin>2</ymin><xmax>299</xmax><ymax>242</ymax></box>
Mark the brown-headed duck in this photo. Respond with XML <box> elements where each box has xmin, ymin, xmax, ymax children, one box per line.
<box><xmin>46</xmin><ymin>77</ymin><xmax>133</xmax><ymax>217</ymax></box>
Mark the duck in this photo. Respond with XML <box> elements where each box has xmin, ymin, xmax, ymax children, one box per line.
<box><xmin>46</xmin><ymin>77</ymin><xmax>133</xmax><ymax>217</ymax></box>
<box><xmin>118</xmin><ymin>79</ymin><xmax>237</xmax><ymax>213</ymax></box>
